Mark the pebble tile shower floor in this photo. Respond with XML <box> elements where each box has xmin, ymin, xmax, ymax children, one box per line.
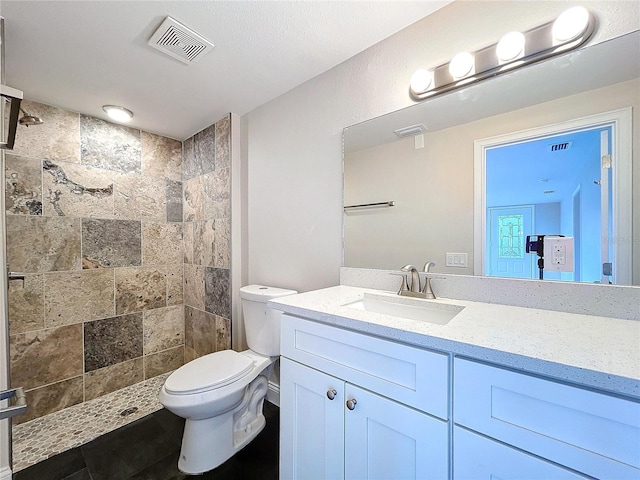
<box><xmin>12</xmin><ymin>374</ymin><xmax>170</xmax><ymax>472</ymax></box>
<box><xmin>12</xmin><ymin>376</ymin><xmax>279</xmax><ymax>479</ymax></box>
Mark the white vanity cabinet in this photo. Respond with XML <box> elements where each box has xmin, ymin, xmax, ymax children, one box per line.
<box><xmin>453</xmin><ymin>358</ymin><xmax>640</xmax><ymax>479</ymax></box>
<box><xmin>280</xmin><ymin>315</ymin><xmax>449</xmax><ymax>480</ymax></box>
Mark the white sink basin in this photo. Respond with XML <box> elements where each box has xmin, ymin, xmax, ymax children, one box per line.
<box><xmin>342</xmin><ymin>293</ymin><xmax>464</xmax><ymax>325</ymax></box>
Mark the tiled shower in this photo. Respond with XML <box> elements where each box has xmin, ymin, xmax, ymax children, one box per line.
<box><xmin>5</xmin><ymin>100</ymin><xmax>232</xmax><ymax>433</ymax></box>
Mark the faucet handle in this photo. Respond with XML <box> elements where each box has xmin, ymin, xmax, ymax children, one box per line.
<box><xmin>390</xmin><ymin>272</ymin><xmax>409</xmax><ymax>294</ymax></box>
<box><xmin>422</xmin><ymin>261</ymin><xmax>436</xmax><ymax>273</ymax></box>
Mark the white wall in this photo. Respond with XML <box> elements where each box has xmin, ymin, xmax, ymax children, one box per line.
<box><xmin>244</xmin><ymin>1</ymin><xmax>640</xmax><ymax>293</ymax></box>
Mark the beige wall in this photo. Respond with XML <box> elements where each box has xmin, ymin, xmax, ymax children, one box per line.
<box><xmin>244</xmin><ymin>1</ymin><xmax>640</xmax><ymax>293</ymax></box>
<box><xmin>344</xmin><ymin>78</ymin><xmax>640</xmax><ymax>282</ymax></box>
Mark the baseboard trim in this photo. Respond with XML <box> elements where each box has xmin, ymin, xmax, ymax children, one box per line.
<box><xmin>266</xmin><ymin>380</ymin><xmax>280</xmax><ymax>407</ymax></box>
<box><xmin>0</xmin><ymin>465</ymin><xmax>12</xmax><ymax>480</ymax></box>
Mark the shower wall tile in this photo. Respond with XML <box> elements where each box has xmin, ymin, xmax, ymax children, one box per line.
<box><xmin>5</xmin><ymin>154</ymin><xmax>43</xmax><ymax>215</ymax></box>
<box><xmin>14</xmin><ymin>376</ymin><xmax>84</xmax><ymax>425</ymax></box>
<box><xmin>141</xmin><ymin>132</ymin><xmax>182</xmax><ymax>181</ymax></box>
<box><xmin>215</xmin><ymin>115</ymin><xmax>230</xmax><ymax>170</ymax></box>
<box><xmin>216</xmin><ymin>315</ymin><xmax>231</xmax><ymax>351</ymax></box>
<box><xmin>113</xmin><ymin>173</ymin><xmax>166</xmax><ymax>221</ymax></box>
<box><xmin>204</xmin><ymin>267</ymin><xmax>230</xmax><ymax>319</ymax></box>
<box><xmin>11</xmin><ymin>100</ymin><xmax>81</xmax><ymax>164</ymax></box>
<box><xmin>82</xmin><ymin>218</ymin><xmax>142</xmax><ymax>268</ymax></box>
<box><xmin>42</xmin><ymin>160</ymin><xmax>114</xmax><ymax>218</ymax></box>
<box><xmin>182</xmin><ymin>223</ymin><xmax>194</xmax><ymax>264</ymax></box>
<box><xmin>84</xmin><ymin>358</ymin><xmax>144</xmax><ymax>401</ymax></box>
<box><xmin>203</xmin><ymin>167</ymin><xmax>230</xmax><ymax>220</ymax></box>
<box><xmin>84</xmin><ymin>313</ymin><xmax>143</xmax><ymax>372</ymax></box>
<box><xmin>144</xmin><ymin>346</ymin><xmax>184</xmax><ymax>378</ymax></box>
<box><xmin>183</xmin><ymin>264</ymin><xmax>205</xmax><ymax>311</ymax></box>
<box><xmin>142</xmin><ymin>222</ymin><xmax>182</xmax><ymax>266</ymax></box>
<box><xmin>192</xmin><ymin>220</ymin><xmax>215</xmax><ymax>266</ymax></box>
<box><xmin>10</xmin><ymin>324</ymin><xmax>83</xmax><ymax>390</ymax></box>
<box><xmin>6</xmin><ymin>215</ymin><xmax>82</xmax><ymax>273</ymax></box>
<box><xmin>8</xmin><ymin>274</ymin><xmax>45</xmax><ymax>334</ymax></box>
<box><xmin>80</xmin><ymin>115</ymin><xmax>141</xmax><ymax>173</ymax></box>
<box><xmin>142</xmin><ymin>305</ymin><xmax>184</xmax><ymax>355</ymax></box>
<box><xmin>184</xmin><ymin>306</ymin><xmax>217</xmax><ymax>361</ymax></box>
<box><xmin>165</xmin><ymin>265</ymin><xmax>184</xmax><ymax>306</ymax></box>
<box><xmin>182</xmin><ymin>124</ymin><xmax>215</xmax><ymax>180</ymax></box>
<box><xmin>166</xmin><ymin>179</ymin><xmax>183</xmax><ymax>222</ymax></box>
<box><xmin>183</xmin><ymin>176</ymin><xmax>204</xmax><ymax>222</ymax></box>
<box><xmin>214</xmin><ymin>218</ymin><xmax>231</xmax><ymax>268</ymax></box>
<box><xmin>44</xmin><ymin>269</ymin><xmax>115</xmax><ymax>327</ymax></box>
<box><xmin>115</xmin><ymin>267</ymin><xmax>167</xmax><ymax>315</ymax></box>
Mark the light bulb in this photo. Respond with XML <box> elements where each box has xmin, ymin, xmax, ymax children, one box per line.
<box><xmin>102</xmin><ymin>105</ymin><xmax>134</xmax><ymax>122</ymax></box>
<box><xmin>410</xmin><ymin>69</ymin><xmax>434</xmax><ymax>94</ymax></box>
<box><xmin>496</xmin><ymin>31</ymin><xmax>525</xmax><ymax>62</ymax></box>
<box><xmin>449</xmin><ymin>52</ymin><xmax>474</xmax><ymax>79</ymax></box>
<box><xmin>552</xmin><ymin>6</ymin><xmax>590</xmax><ymax>43</ymax></box>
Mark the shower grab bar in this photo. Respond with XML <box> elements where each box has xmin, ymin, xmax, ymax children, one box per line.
<box><xmin>344</xmin><ymin>201</ymin><xmax>395</xmax><ymax>210</ymax></box>
<box><xmin>0</xmin><ymin>387</ymin><xmax>27</xmax><ymax>420</ymax></box>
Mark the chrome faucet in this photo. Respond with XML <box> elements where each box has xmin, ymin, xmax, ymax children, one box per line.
<box><xmin>401</xmin><ymin>265</ymin><xmax>421</xmax><ymax>292</ymax></box>
<box><xmin>421</xmin><ymin>261</ymin><xmax>436</xmax><ymax>299</ymax></box>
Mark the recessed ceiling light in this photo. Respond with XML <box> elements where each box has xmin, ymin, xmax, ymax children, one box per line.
<box><xmin>102</xmin><ymin>105</ymin><xmax>134</xmax><ymax>123</ymax></box>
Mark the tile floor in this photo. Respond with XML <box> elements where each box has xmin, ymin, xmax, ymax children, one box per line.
<box><xmin>13</xmin><ymin>402</ymin><xmax>279</xmax><ymax>480</ymax></box>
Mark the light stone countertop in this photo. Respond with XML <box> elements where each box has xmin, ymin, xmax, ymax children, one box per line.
<box><xmin>269</xmin><ymin>285</ymin><xmax>640</xmax><ymax>398</ymax></box>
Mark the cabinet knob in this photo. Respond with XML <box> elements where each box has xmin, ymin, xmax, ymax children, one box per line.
<box><xmin>346</xmin><ymin>398</ymin><xmax>357</xmax><ymax>410</ymax></box>
<box><xmin>326</xmin><ymin>389</ymin><xmax>337</xmax><ymax>400</ymax></box>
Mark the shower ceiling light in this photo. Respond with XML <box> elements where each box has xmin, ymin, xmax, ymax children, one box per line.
<box><xmin>103</xmin><ymin>105</ymin><xmax>134</xmax><ymax>123</ymax></box>
<box><xmin>409</xmin><ymin>6</ymin><xmax>595</xmax><ymax>100</ymax></box>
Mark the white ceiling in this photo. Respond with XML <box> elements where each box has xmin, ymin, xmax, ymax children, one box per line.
<box><xmin>0</xmin><ymin>0</ymin><xmax>451</xmax><ymax>140</ymax></box>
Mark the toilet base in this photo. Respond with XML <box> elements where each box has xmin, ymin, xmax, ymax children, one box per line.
<box><xmin>177</xmin><ymin>375</ymin><xmax>270</xmax><ymax>475</ymax></box>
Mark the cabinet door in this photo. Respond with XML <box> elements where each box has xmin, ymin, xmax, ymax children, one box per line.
<box><xmin>280</xmin><ymin>358</ymin><xmax>345</xmax><ymax>480</ymax></box>
<box><xmin>453</xmin><ymin>427</ymin><xmax>589</xmax><ymax>479</ymax></box>
<box><xmin>344</xmin><ymin>385</ymin><xmax>449</xmax><ymax>480</ymax></box>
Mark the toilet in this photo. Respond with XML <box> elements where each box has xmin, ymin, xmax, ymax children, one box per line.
<box><xmin>159</xmin><ymin>284</ymin><xmax>297</xmax><ymax>475</ymax></box>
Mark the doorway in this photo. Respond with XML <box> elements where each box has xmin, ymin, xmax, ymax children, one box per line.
<box><xmin>474</xmin><ymin>108</ymin><xmax>632</xmax><ymax>284</ymax></box>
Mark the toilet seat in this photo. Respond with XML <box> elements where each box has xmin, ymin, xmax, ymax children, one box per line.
<box><xmin>164</xmin><ymin>350</ymin><xmax>254</xmax><ymax>395</ymax></box>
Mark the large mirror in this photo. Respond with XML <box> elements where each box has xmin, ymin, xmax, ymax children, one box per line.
<box><xmin>343</xmin><ymin>30</ymin><xmax>639</xmax><ymax>286</ymax></box>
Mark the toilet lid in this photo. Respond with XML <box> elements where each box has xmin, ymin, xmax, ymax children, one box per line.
<box><xmin>164</xmin><ymin>350</ymin><xmax>254</xmax><ymax>395</ymax></box>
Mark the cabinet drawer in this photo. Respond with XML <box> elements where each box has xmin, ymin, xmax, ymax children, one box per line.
<box><xmin>454</xmin><ymin>358</ymin><xmax>640</xmax><ymax>479</ymax></box>
<box><xmin>281</xmin><ymin>315</ymin><xmax>449</xmax><ymax>419</ymax></box>
<box><xmin>453</xmin><ymin>427</ymin><xmax>589</xmax><ymax>479</ymax></box>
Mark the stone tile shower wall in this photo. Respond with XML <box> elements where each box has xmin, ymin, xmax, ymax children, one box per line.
<box><xmin>182</xmin><ymin>116</ymin><xmax>232</xmax><ymax>361</ymax></box>
<box><xmin>5</xmin><ymin>100</ymin><xmax>185</xmax><ymax>423</ymax></box>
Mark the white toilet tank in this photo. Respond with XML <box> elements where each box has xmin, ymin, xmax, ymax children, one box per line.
<box><xmin>240</xmin><ymin>285</ymin><xmax>297</xmax><ymax>356</ymax></box>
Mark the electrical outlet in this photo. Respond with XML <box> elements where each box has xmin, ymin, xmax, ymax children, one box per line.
<box><xmin>543</xmin><ymin>237</ymin><xmax>574</xmax><ymax>272</ymax></box>
<box><xmin>446</xmin><ymin>252</ymin><xmax>468</xmax><ymax>267</ymax></box>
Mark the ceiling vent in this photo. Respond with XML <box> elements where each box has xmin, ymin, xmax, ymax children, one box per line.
<box><xmin>394</xmin><ymin>123</ymin><xmax>427</xmax><ymax>138</ymax></box>
<box><xmin>148</xmin><ymin>16</ymin><xmax>214</xmax><ymax>65</ymax></box>
<box><xmin>550</xmin><ymin>141</ymin><xmax>572</xmax><ymax>152</ymax></box>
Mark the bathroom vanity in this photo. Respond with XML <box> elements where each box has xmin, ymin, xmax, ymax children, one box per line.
<box><xmin>272</xmin><ymin>286</ymin><xmax>640</xmax><ymax>480</ymax></box>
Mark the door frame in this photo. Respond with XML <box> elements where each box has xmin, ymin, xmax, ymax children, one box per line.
<box><xmin>473</xmin><ymin>108</ymin><xmax>632</xmax><ymax>285</ymax></box>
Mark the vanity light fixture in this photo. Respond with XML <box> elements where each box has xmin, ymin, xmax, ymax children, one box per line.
<box><xmin>496</xmin><ymin>31</ymin><xmax>526</xmax><ymax>62</ymax></box>
<box><xmin>409</xmin><ymin>5</ymin><xmax>595</xmax><ymax>100</ymax></box>
<box><xmin>449</xmin><ymin>52</ymin><xmax>475</xmax><ymax>79</ymax></box>
<box><xmin>102</xmin><ymin>105</ymin><xmax>134</xmax><ymax>123</ymax></box>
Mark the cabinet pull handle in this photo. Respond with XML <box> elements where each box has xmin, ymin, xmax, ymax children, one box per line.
<box><xmin>326</xmin><ymin>389</ymin><xmax>337</xmax><ymax>400</ymax></box>
<box><xmin>346</xmin><ymin>398</ymin><xmax>357</xmax><ymax>410</ymax></box>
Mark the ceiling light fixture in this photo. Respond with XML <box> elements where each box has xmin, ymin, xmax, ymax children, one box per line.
<box><xmin>102</xmin><ymin>105</ymin><xmax>134</xmax><ymax>123</ymax></box>
<box><xmin>409</xmin><ymin>6</ymin><xmax>595</xmax><ymax>100</ymax></box>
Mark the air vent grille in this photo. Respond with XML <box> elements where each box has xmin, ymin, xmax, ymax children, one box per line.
<box><xmin>148</xmin><ymin>16</ymin><xmax>214</xmax><ymax>65</ymax></box>
<box><xmin>394</xmin><ymin>123</ymin><xmax>427</xmax><ymax>138</ymax></box>
<box><xmin>550</xmin><ymin>141</ymin><xmax>572</xmax><ymax>152</ymax></box>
